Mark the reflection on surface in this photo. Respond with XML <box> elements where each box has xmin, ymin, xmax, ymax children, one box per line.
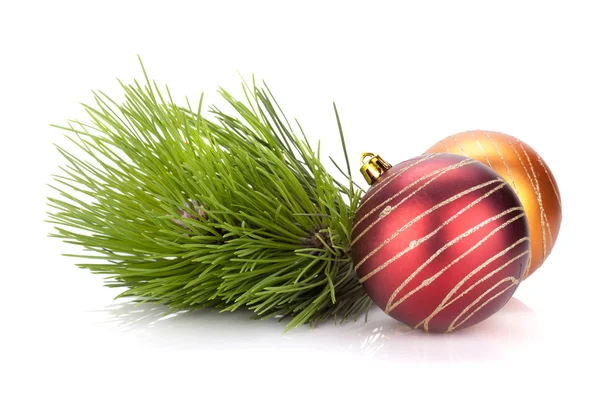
<box><xmin>344</xmin><ymin>297</ymin><xmax>539</xmax><ymax>362</ymax></box>
<box><xmin>97</xmin><ymin>296</ymin><xmax>539</xmax><ymax>362</ymax></box>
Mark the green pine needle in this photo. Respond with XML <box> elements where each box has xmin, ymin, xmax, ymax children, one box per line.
<box><xmin>48</xmin><ymin>61</ymin><xmax>372</xmax><ymax>330</ymax></box>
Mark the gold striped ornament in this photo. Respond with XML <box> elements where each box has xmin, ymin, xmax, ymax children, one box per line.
<box><xmin>425</xmin><ymin>130</ymin><xmax>561</xmax><ymax>279</ymax></box>
<box><xmin>352</xmin><ymin>153</ymin><xmax>531</xmax><ymax>332</ymax></box>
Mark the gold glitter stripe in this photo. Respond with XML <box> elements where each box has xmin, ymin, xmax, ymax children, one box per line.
<box><xmin>439</xmin><ymin>139</ymin><xmax>451</xmax><ymax>152</ymax></box>
<box><xmin>362</xmin><ymin>205</ymin><xmax>523</xmax><ymax>287</ymax></box>
<box><xmin>416</xmin><ymin>246</ymin><xmax>530</xmax><ymax>331</ymax></box>
<box><xmin>354</xmin><ymin>179</ymin><xmax>505</xmax><ymax>271</ymax></box>
<box><xmin>523</xmin><ymin>256</ymin><xmax>532</xmax><ymax>279</ymax></box>
<box><xmin>351</xmin><ymin>158</ymin><xmax>476</xmax><ymax>237</ymax></box>
<box><xmin>385</xmin><ymin>210</ymin><xmax>526</xmax><ymax>313</ymax></box>
<box><xmin>517</xmin><ymin>140</ymin><xmax>554</xmax><ymax>250</ymax></box>
<box><xmin>450</xmin><ymin>135</ymin><xmax>469</xmax><ymax>157</ymax></box>
<box><xmin>447</xmin><ymin>277</ymin><xmax>518</xmax><ymax>332</ymax></box>
<box><xmin>471</xmin><ymin>131</ymin><xmax>493</xmax><ymax>168</ymax></box>
<box><xmin>506</xmin><ymin>136</ymin><xmax>548</xmax><ymax>274</ymax></box>
<box><xmin>517</xmin><ymin>139</ymin><xmax>552</xmax><ymax>259</ymax></box>
<box><xmin>353</xmin><ymin>159</ymin><xmax>470</xmax><ymax>234</ymax></box>
<box><xmin>506</xmin><ymin>137</ymin><xmax>535</xmax><ymax>185</ymax></box>
<box><xmin>359</xmin><ymin>153</ymin><xmax>435</xmax><ymax>207</ymax></box>
<box><xmin>536</xmin><ymin>152</ymin><xmax>562</xmax><ymax>208</ymax></box>
<box><xmin>358</xmin><ymin>153</ymin><xmax>438</xmax><ymax>209</ymax></box>
<box><xmin>483</xmin><ymin>131</ymin><xmax>519</xmax><ymax>196</ymax></box>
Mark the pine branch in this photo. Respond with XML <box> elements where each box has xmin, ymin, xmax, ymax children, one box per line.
<box><xmin>48</xmin><ymin>62</ymin><xmax>372</xmax><ymax>330</ymax></box>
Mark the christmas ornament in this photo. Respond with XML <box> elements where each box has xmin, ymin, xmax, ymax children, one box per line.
<box><xmin>351</xmin><ymin>153</ymin><xmax>531</xmax><ymax>332</ymax></box>
<box><xmin>49</xmin><ymin>60</ymin><xmax>553</xmax><ymax>333</ymax></box>
<box><xmin>425</xmin><ymin>130</ymin><xmax>561</xmax><ymax>279</ymax></box>
<box><xmin>48</xmin><ymin>62</ymin><xmax>370</xmax><ymax>330</ymax></box>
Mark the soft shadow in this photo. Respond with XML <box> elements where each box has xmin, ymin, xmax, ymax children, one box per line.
<box><xmin>338</xmin><ymin>297</ymin><xmax>540</xmax><ymax>362</ymax></box>
<box><xmin>98</xmin><ymin>301</ymin><xmax>290</xmax><ymax>349</ymax></box>
<box><xmin>95</xmin><ymin>297</ymin><xmax>539</xmax><ymax>361</ymax></box>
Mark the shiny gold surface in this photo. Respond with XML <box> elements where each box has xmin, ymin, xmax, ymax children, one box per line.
<box><xmin>359</xmin><ymin>152</ymin><xmax>392</xmax><ymax>185</ymax></box>
<box><xmin>425</xmin><ymin>130</ymin><xmax>562</xmax><ymax>279</ymax></box>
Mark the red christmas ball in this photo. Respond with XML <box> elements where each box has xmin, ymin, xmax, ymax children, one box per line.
<box><xmin>351</xmin><ymin>153</ymin><xmax>531</xmax><ymax>333</ymax></box>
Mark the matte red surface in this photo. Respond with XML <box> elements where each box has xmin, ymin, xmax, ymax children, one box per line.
<box><xmin>351</xmin><ymin>154</ymin><xmax>531</xmax><ymax>332</ymax></box>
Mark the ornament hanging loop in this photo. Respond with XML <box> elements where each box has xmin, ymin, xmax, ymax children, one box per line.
<box><xmin>360</xmin><ymin>152</ymin><xmax>392</xmax><ymax>185</ymax></box>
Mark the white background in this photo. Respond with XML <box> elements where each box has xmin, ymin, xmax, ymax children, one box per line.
<box><xmin>1</xmin><ymin>1</ymin><xmax>598</xmax><ymax>399</ymax></box>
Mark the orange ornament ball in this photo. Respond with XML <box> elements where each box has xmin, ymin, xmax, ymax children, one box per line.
<box><xmin>425</xmin><ymin>130</ymin><xmax>561</xmax><ymax>279</ymax></box>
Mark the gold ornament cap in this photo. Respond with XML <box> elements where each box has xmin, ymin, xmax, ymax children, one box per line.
<box><xmin>360</xmin><ymin>152</ymin><xmax>392</xmax><ymax>185</ymax></box>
